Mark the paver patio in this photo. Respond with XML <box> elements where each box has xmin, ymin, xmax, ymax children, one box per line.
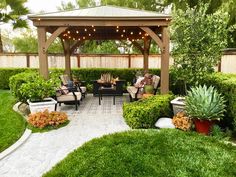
<box><xmin>0</xmin><ymin>94</ymin><xmax>130</xmax><ymax>177</ymax></box>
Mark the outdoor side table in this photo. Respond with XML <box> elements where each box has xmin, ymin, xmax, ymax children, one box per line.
<box><xmin>98</xmin><ymin>86</ymin><xmax>116</xmax><ymax>105</ymax></box>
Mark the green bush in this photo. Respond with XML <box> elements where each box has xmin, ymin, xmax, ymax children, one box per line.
<box><xmin>0</xmin><ymin>68</ymin><xmax>38</xmax><ymax>89</ymax></box>
<box><xmin>123</xmin><ymin>94</ymin><xmax>174</xmax><ymax>128</ymax></box>
<box><xmin>9</xmin><ymin>71</ymin><xmax>58</xmax><ymax>103</ymax></box>
<box><xmin>9</xmin><ymin>71</ymin><xmax>39</xmax><ymax>102</ymax></box>
<box><xmin>202</xmin><ymin>73</ymin><xmax>236</xmax><ymax>129</ymax></box>
<box><xmin>20</xmin><ymin>76</ymin><xmax>57</xmax><ymax>102</ymax></box>
<box><xmin>0</xmin><ymin>68</ymin><xmax>161</xmax><ymax>90</ymax></box>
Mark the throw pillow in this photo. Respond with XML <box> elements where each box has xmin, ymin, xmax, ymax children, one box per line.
<box><xmin>60</xmin><ymin>86</ymin><xmax>69</xmax><ymax>95</ymax></box>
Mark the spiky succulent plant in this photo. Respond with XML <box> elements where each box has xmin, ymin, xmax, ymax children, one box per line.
<box><xmin>185</xmin><ymin>85</ymin><xmax>226</xmax><ymax>120</ymax></box>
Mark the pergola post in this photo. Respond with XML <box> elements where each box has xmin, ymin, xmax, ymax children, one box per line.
<box><xmin>160</xmin><ymin>27</ymin><xmax>170</xmax><ymax>94</ymax></box>
<box><xmin>143</xmin><ymin>37</ymin><xmax>149</xmax><ymax>73</ymax></box>
<box><xmin>37</xmin><ymin>27</ymin><xmax>49</xmax><ymax>79</ymax></box>
<box><xmin>63</xmin><ymin>40</ymin><xmax>71</xmax><ymax>78</ymax></box>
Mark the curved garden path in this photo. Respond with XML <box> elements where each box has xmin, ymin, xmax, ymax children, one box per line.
<box><xmin>0</xmin><ymin>95</ymin><xmax>130</xmax><ymax>177</ymax></box>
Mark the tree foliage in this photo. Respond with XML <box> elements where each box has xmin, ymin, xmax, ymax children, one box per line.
<box><xmin>0</xmin><ymin>0</ymin><xmax>29</xmax><ymax>53</ymax></box>
<box><xmin>171</xmin><ymin>4</ymin><xmax>228</xmax><ymax>88</ymax></box>
<box><xmin>80</xmin><ymin>40</ymin><xmax>120</xmax><ymax>54</ymax></box>
<box><xmin>12</xmin><ymin>30</ymin><xmax>63</xmax><ymax>53</ymax></box>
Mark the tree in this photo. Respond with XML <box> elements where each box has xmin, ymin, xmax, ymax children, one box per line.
<box><xmin>80</xmin><ymin>40</ymin><xmax>120</xmax><ymax>54</ymax></box>
<box><xmin>57</xmin><ymin>1</ymin><xmax>78</xmax><ymax>11</ymax></box>
<box><xmin>12</xmin><ymin>29</ymin><xmax>63</xmax><ymax>53</ymax></box>
<box><xmin>0</xmin><ymin>0</ymin><xmax>29</xmax><ymax>53</ymax></box>
<box><xmin>171</xmin><ymin>4</ymin><xmax>228</xmax><ymax>92</ymax></box>
<box><xmin>164</xmin><ymin>0</ymin><xmax>224</xmax><ymax>14</ymax></box>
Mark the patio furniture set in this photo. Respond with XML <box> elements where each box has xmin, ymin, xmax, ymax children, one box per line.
<box><xmin>54</xmin><ymin>73</ymin><xmax>161</xmax><ymax>111</ymax></box>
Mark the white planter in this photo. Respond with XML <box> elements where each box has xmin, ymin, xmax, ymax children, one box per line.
<box><xmin>27</xmin><ymin>97</ymin><xmax>57</xmax><ymax>114</ymax></box>
<box><xmin>170</xmin><ymin>97</ymin><xmax>185</xmax><ymax>115</ymax></box>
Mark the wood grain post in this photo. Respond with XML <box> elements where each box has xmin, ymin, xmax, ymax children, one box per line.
<box><xmin>77</xmin><ymin>55</ymin><xmax>80</xmax><ymax>68</ymax></box>
<box><xmin>64</xmin><ymin>40</ymin><xmax>71</xmax><ymax>78</ymax></box>
<box><xmin>128</xmin><ymin>54</ymin><xmax>131</xmax><ymax>68</ymax></box>
<box><xmin>160</xmin><ymin>27</ymin><xmax>170</xmax><ymax>94</ymax></box>
<box><xmin>143</xmin><ymin>38</ymin><xmax>149</xmax><ymax>73</ymax></box>
<box><xmin>26</xmin><ymin>54</ymin><xmax>30</xmax><ymax>68</ymax></box>
<box><xmin>37</xmin><ymin>27</ymin><xmax>49</xmax><ymax>79</ymax></box>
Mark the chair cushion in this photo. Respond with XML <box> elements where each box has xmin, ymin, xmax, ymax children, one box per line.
<box><xmin>152</xmin><ymin>75</ymin><xmax>160</xmax><ymax>89</ymax></box>
<box><xmin>127</xmin><ymin>86</ymin><xmax>142</xmax><ymax>99</ymax></box>
<box><xmin>57</xmin><ymin>92</ymin><xmax>81</xmax><ymax>102</ymax></box>
<box><xmin>60</xmin><ymin>86</ymin><xmax>69</xmax><ymax>95</ymax></box>
<box><xmin>80</xmin><ymin>86</ymin><xmax>86</xmax><ymax>93</ymax></box>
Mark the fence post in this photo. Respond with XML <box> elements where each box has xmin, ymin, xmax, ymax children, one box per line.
<box><xmin>77</xmin><ymin>55</ymin><xmax>80</xmax><ymax>68</ymax></box>
<box><xmin>26</xmin><ymin>54</ymin><xmax>30</xmax><ymax>68</ymax></box>
<box><xmin>128</xmin><ymin>54</ymin><xmax>131</xmax><ymax>68</ymax></box>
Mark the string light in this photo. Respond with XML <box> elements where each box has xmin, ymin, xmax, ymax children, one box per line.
<box><xmin>139</xmin><ymin>32</ymin><xmax>142</xmax><ymax>35</ymax></box>
<box><xmin>78</xmin><ymin>38</ymin><xmax>81</xmax><ymax>41</ymax></box>
<box><xmin>123</xmin><ymin>29</ymin><xmax>126</xmax><ymax>33</ymax></box>
<box><xmin>89</xmin><ymin>33</ymin><xmax>91</xmax><ymax>36</ymax></box>
<box><xmin>83</xmin><ymin>36</ymin><xmax>86</xmax><ymax>39</ymax></box>
<box><xmin>93</xmin><ymin>29</ymin><xmax>96</xmax><ymax>32</ymax></box>
<box><xmin>84</xmin><ymin>28</ymin><xmax>87</xmax><ymax>32</ymax></box>
<box><xmin>76</xmin><ymin>31</ymin><xmax>79</xmax><ymax>34</ymax></box>
<box><xmin>67</xmin><ymin>31</ymin><xmax>70</xmax><ymax>34</ymax></box>
<box><xmin>92</xmin><ymin>25</ymin><xmax>94</xmax><ymax>28</ymax></box>
<box><xmin>132</xmin><ymin>39</ymin><xmax>135</xmax><ymax>42</ymax></box>
<box><xmin>73</xmin><ymin>38</ymin><xmax>75</xmax><ymax>40</ymax></box>
<box><xmin>116</xmin><ymin>26</ymin><xmax>119</xmax><ymax>28</ymax></box>
<box><xmin>116</xmin><ymin>29</ymin><xmax>119</xmax><ymax>32</ymax></box>
<box><xmin>130</xmin><ymin>32</ymin><xmax>133</xmax><ymax>35</ymax></box>
<box><xmin>142</xmin><ymin>36</ymin><xmax>144</xmax><ymax>39</ymax></box>
<box><xmin>121</xmin><ymin>34</ymin><xmax>124</xmax><ymax>37</ymax></box>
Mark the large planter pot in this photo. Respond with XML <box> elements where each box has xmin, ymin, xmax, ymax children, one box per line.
<box><xmin>171</xmin><ymin>97</ymin><xmax>185</xmax><ymax>115</ymax></box>
<box><xmin>194</xmin><ymin>119</ymin><xmax>215</xmax><ymax>135</ymax></box>
<box><xmin>27</xmin><ymin>97</ymin><xmax>57</xmax><ymax>114</ymax></box>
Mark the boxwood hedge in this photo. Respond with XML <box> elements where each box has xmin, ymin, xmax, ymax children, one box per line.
<box><xmin>202</xmin><ymin>73</ymin><xmax>236</xmax><ymax>129</ymax></box>
<box><xmin>123</xmin><ymin>94</ymin><xmax>174</xmax><ymax>128</ymax></box>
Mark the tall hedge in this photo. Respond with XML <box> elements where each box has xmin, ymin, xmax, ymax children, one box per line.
<box><xmin>0</xmin><ymin>68</ymin><xmax>38</xmax><ymax>89</ymax></box>
<box><xmin>0</xmin><ymin>68</ymin><xmax>161</xmax><ymax>89</ymax></box>
<box><xmin>202</xmin><ymin>73</ymin><xmax>236</xmax><ymax>129</ymax></box>
<box><xmin>123</xmin><ymin>94</ymin><xmax>174</xmax><ymax>129</ymax></box>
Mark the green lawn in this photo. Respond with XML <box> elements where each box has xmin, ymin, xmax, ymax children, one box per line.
<box><xmin>0</xmin><ymin>90</ymin><xmax>26</xmax><ymax>152</ymax></box>
<box><xmin>44</xmin><ymin>129</ymin><xmax>236</xmax><ymax>177</ymax></box>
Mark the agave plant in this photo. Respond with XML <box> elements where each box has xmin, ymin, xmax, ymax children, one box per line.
<box><xmin>185</xmin><ymin>85</ymin><xmax>225</xmax><ymax>120</ymax></box>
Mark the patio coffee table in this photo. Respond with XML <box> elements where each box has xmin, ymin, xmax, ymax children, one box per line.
<box><xmin>99</xmin><ymin>86</ymin><xmax>116</xmax><ymax>105</ymax></box>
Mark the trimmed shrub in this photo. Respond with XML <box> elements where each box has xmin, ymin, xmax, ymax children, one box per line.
<box><xmin>202</xmin><ymin>73</ymin><xmax>236</xmax><ymax>129</ymax></box>
<box><xmin>9</xmin><ymin>71</ymin><xmax>39</xmax><ymax>102</ymax></box>
<box><xmin>0</xmin><ymin>68</ymin><xmax>37</xmax><ymax>89</ymax></box>
<box><xmin>1</xmin><ymin>68</ymin><xmax>161</xmax><ymax>90</ymax></box>
<box><xmin>123</xmin><ymin>94</ymin><xmax>174</xmax><ymax>128</ymax></box>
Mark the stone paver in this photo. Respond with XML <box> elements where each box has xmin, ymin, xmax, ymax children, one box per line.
<box><xmin>0</xmin><ymin>95</ymin><xmax>130</xmax><ymax>177</ymax></box>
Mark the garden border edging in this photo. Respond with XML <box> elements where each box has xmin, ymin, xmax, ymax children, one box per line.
<box><xmin>0</xmin><ymin>102</ymin><xmax>32</xmax><ymax>160</ymax></box>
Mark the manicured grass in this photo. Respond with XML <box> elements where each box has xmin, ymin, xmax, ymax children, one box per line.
<box><xmin>0</xmin><ymin>90</ymin><xmax>26</xmax><ymax>152</ymax></box>
<box><xmin>44</xmin><ymin>129</ymin><xmax>236</xmax><ymax>177</ymax></box>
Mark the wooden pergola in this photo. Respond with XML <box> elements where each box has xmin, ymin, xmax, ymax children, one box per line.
<box><xmin>29</xmin><ymin>5</ymin><xmax>171</xmax><ymax>94</ymax></box>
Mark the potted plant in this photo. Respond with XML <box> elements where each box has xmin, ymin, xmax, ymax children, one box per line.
<box><xmin>185</xmin><ymin>85</ymin><xmax>226</xmax><ymax>135</ymax></box>
<box><xmin>20</xmin><ymin>76</ymin><xmax>57</xmax><ymax>113</ymax></box>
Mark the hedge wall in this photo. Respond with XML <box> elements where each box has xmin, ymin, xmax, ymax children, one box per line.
<box><xmin>123</xmin><ymin>94</ymin><xmax>174</xmax><ymax>129</ymax></box>
<box><xmin>0</xmin><ymin>68</ymin><xmax>161</xmax><ymax>89</ymax></box>
<box><xmin>202</xmin><ymin>73</ymin><xmax>236</xmax><ymax>129</ymax></box>
<box><xmin>0</xmin><ymin>68</ymin><xmax>38</xmax><ymax>89</ymax></box>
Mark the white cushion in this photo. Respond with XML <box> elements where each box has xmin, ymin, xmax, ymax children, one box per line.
<box><xmin>57</xmin><ymin>92</ymin><xmax>81</xmax><ymax>102</ymax></box>
<box><xmin>155</xmin><ymin>118</ymin><xmax>175</xmax><ymax>129</ymax></box>
<box><xmin>127</xmin><ymin>86</ymin><xmax>142</xmax><ymax>99</ymax></box>
<box><xmin>79</xmin><ymin>86</ymin><xmax>86</xmax><ymax>93</ymax></box>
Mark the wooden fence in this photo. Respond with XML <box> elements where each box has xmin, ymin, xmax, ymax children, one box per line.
<box><xmin>0</xmin><ymin>52</ymin><xmax>235</xmax><ymax>73</ymax></box>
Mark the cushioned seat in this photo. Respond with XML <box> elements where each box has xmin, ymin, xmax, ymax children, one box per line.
<box><xmin>55</xmin><ymin>91</ymin><xmax>81</xmax><ymax>110</ymax></box>
<box><xmin>127</xmin><ymin>75</ymin><xmax>160</xmax><ymax>102</ymax></box>
<box><xmin>59</xmin><ymin>74</ymin><xmax>87</xmax><ymax>99</ymax></box>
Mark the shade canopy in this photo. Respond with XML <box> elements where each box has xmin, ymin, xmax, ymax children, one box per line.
<box><xmin>29</xmin><ymin>5</ymin><xmax>171</xmax><ymax>94</ymax></box>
